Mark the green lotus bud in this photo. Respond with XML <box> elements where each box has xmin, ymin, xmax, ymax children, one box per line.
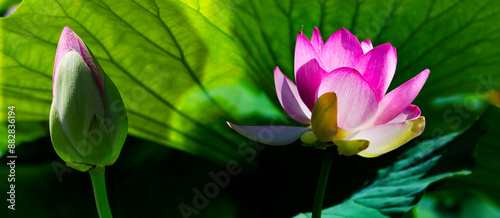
<box><xmin>50</xmin><ymin>26</ymin><xmax>127</xmax><ymax>172</ymax></box>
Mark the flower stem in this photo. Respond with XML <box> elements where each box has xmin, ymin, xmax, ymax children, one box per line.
<box><xmin>89</xmin><ymin>167</ymin><xmax>112</xmax><ymax>218</ymax></box>
<box><xmin>312</xmin><ymin>150</ymin><xmax>333</xmax><ymax>218</ymax></box>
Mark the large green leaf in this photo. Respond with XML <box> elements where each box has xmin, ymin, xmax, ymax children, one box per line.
<box><xmin>2</xmin><ymin>0</ymin><xmax>499</xmax><ymax>164</ymax></box>
<box><xmin>0</xmin><ymin>0</ymin><xmax>283</xmax><ymax>165</ymax></box>
<box><xmin>294</xmin><ymin>116</ymin><xmax>482</xmax><ymax>217</ymax></box>
<box><xmin>414</xmin><ymin>194</ymin><xmax>500</xmax><ymax>218</ymax></box>
<box><xmin>0</xmin><ymin>121</ymin><xmax>47</xmax><ymax>156</ymax></box>
<box><xmin>428</xmin><ymin>106</ymin><xmax>500</xmax><ymax>207</ymax></box>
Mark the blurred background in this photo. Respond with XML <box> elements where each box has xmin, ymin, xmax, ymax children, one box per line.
<box><xmin>1</xmin><ymin>0</ymin><xmax>500</xmax><ymax>217</ymax></box>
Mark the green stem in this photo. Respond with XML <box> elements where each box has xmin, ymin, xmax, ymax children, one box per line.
<box><xmin>312</xmin><ymin>150</ymin><xmax>333</xmax><ymax>218</ymax></box>
<box><xmin>89</xmin><ymin>167</ymin><xmax>112</xmax><ymax>218</ymax></box>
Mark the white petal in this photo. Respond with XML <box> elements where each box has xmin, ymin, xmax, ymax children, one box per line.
<box><xmin>340</xmin><ymin>117</ymin><xmax>425</xmax><ymax>157</ymax></box>
<box><xmin>227</xmin><ymin>122</ymin><xmax>311</xmax><ymax>145</ymax></box>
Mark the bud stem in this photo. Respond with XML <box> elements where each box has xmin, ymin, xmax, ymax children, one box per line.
<box><xmin>89</xmin><ymin>167</ymin><xmax>112</xmax><ymax>218</ymax></box>
<box><xmin>312</xmin><ymin>150</ymin><xmax>333</xmax><ymax>218</ymax></box>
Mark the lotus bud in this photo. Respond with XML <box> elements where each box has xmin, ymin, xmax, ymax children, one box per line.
<box><xmin>49</xmin><ymin>26</ymin><xmax>127</xmax><ymax>172</ymax></box>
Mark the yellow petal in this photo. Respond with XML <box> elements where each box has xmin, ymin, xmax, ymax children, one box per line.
<box><xmin>311</xmin><ymin>92</ymin><xmax>338</xmax><ymax>142</ymax></box>
<box><xmin>356</xmin><ymin>152</ymin><xmax>380</xmax><ymax>158</ymax></box>
<box><xmin>300</xmin><ymin>131</ymin><xmax>317</xmax><ymax>145</ymax></box>
<box><xmin>351</xmin><ymin>117</ymin><xmax>426</xmax><ymax>158</ymax></box>
<box><xmin>333</xmin><ymin>139</ymin><xmax>370</xmax><ymax>156</ymax></box>
<box><xmin>335</xmin><ymin>128</ymin><xmax>356</xmax><ymax>139</ymax></box>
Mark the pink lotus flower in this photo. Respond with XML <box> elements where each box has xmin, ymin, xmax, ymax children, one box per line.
<box><xmin>228</xmin><ymin>28</ymin><xmax>429</xmax><ymax>157</ymax></box>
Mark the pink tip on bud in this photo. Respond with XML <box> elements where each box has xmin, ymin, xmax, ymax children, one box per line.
<box><xmin>53</xmin><ymin>26</ymin><xmax>104</xmax><ymax>97</ymax></box>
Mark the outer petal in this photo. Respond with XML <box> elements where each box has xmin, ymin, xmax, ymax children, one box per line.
<box><xmin>311</xmin><ymin>27</ymin><xmax>324</xmax><ymax>53</ymax></box>
<box><xmin>360</xmin><ymin>39</ymin><xmax>373</xmax><ymax>54</ymax></box>
<box><xmin>320</xmin><ymin>28</ymin><xmax>364</xmax><ymax>71</ymax></box>
<box><xmin>296</xmin><ymin>59</ymin><xmax>328</xmax><ymax>111</ymax></box>
<box><xmin>317</xmin><ymin>67</ymin><xmax>379</xmax><ymax>129</ymax></box>
<box><xmin>51</xmin><ymin>51</ymin><xmax>105</xmax><ymax>168</ymax></box>
<box><xmin>227</xmin><ymin>122</ymin><xmax>311</xmax><ymax>145</ymax></box>
<box><xmin>388</xmin><ymin>105</ymin><xmax>421</xmax><ymax>123</ymax></box>
<box><xmin>346</xmin><ymin>117</ymin><xmax>425</xmax><ymax>157</ymax></box>
<box><xmin>370</xmin><ymin>69</ymin><xmax>430</xmax><ymax>126</ymax></box>
<box><xmin>354</xmin><ymin>43</ymin><xmax>397</xmax><ymax>100</ymax></box>
<box><xmin>294</xmin><ymin>33</ymin><xmax>324</xmax><ymax>77</ymax></box>
<box><xmin>54</xmin><ymin>26</ymin><xmax>103</xmax><ymax>96</ymax></box>
<box><xmin>101</xmin><ymin>71</ymin><xmax>128</xmax><ymax>163</ymax></box>
<box><xmin>274</xmin><ymin>67</ymin><xmax>311</xmax><ymax>124</ymax></box>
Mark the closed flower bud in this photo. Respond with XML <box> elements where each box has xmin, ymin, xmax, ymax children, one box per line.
<box><xmin>50</xmin><ymin>26</ymin><xmax>127</xmax><ymax>172</ymax></box>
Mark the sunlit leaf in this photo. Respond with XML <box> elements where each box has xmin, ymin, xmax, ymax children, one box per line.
<box><xmin>0</xmin><ymin>0</ymin><xmax>283</xmax><ymax>164</ymax></box>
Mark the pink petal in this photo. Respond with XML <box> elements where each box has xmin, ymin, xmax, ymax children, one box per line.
<box><xmin>353</xmin><ymin>43</ymin><xmax>397</xmax><ymax>100</ymax></box>
<box><xmin>54</xmin><ymin>27</ymin><xmax>80</xmax><ymax>77</ymax></box>
<box><xmin>296</xmin><ymin>59</ymin><xmax>328</xmax><ymax>111</ymax></box>
<box><xmin>274</xmin><ymin>67</ymin><xmax>311</xmax><ymax>124</ymax></box>
<box><xmin>388</xmin><ymin>105</ymin><xmax>421</xmax><ymax>123</ymax></box>
<box><xmin>370</xmin><ymin>69</ymin><xmax>430</xmax><ymax>126</ymax></box>
<box><xmin>54</xmin><ymin>26</ymin><xmax>103</xmax><ymax>96</ymax></box>
<box><xmin>320</xmin><ymin>28</ymin><xmax>364</xmax><ymax>71</ymax></box>
<box><xmin>294</xmin><ymin>33</ymin><xmax>324</xmax><ymax>78</ymax></box>
<box><xmin>341</xmin><ymin>117</ymin><xmax>425</xmax><ymax>157</ymax></box>
<box><xmin>317</xmin><ymin>67</ymin><xmax>379</xmax><ymax>130</ymax></box>
<box><xmin>360</xmin><ymin>39</ymin><xmax>373</xmax><ymax>54</ymax></box>
<box><xmin>227</xmin><ymin>122</ymin><xmax>311</xmax><ymax>145</ymax></box>
<box><xmin>311</xmin><ymin>27</ymin><xmax>324</xmax><ymax>54</ymax></box>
